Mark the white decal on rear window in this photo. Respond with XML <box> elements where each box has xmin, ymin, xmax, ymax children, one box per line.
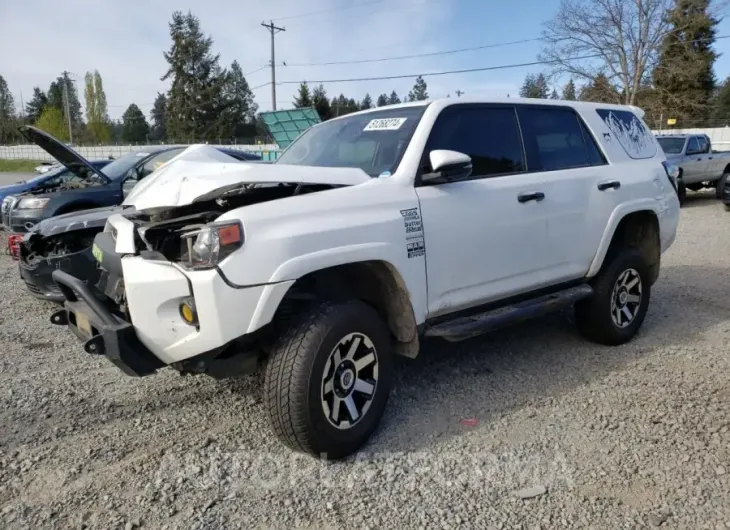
<box><xmin>596</xmin><ymin>109</ymin><xmax>655</xmax><ymax>159</ymax></box>
<box><xmin>364</xmin><ymin>118</ymin><xmax>407</xmax><ymax>131</ymax></box>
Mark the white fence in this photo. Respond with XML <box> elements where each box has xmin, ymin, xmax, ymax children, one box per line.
<box><xmin>651</xmin><ymin>126</ymin><xmax>730</xmax><ymax>151</ymax></box>
<box><xmin>0</xmin><ymin>143</ymin><xmax>280</xmax><ymax>161</ymax></box>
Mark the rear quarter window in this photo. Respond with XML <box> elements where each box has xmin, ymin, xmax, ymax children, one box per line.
<box><xmin>596</xmin><ymin>109</ymin><xmax>656</xmax><ymax>160</ymax></box>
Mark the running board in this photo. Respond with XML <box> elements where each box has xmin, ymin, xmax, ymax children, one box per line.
<box><xmin>424</xmin><ymin>284</ymin><xmax>594</xmax><ymax>342</ymax></box>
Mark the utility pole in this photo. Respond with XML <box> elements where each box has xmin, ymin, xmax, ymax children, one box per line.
<box><xmin>261</xmin><ymin>21</ymin><xmax>286</xmax><ymax>111</ymax></box>
<box><xmin>455</xmin><ymin>89</ymin><xmax>464</xmax><ymax>97</ymax></box>
<box><xmin>62</xmin><ymin>70</ymin><xmax>73</xmax><ymax>144</ymax></box>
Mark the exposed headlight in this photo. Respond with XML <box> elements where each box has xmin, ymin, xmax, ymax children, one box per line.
<box><xmin>17</xmin><ymin>197</ymin><xmax>50</xmax><ymax>210</ymax></box>
<box><xmin>181</xmin><ymin>220</ymin><xmax>244</xmax><ymax>270</ymax></box>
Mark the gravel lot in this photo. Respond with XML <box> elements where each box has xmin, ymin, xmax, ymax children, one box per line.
<box><xmin>0</xmin><ymin>193</ymin><xmax>728</xmax><ymax>530</ymax></box>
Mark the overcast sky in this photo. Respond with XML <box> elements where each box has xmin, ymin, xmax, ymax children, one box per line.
<box><xmin>2</xmin><ymin>0</ymin><xmax>730</xmax><ymax>121</ymax></box>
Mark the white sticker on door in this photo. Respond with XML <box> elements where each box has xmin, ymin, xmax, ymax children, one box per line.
<box><xmin>364</xmin><ymin>118</ymin><xmax>407</xmax><ymax>131</ymax></box>
<box><xmin>400</xmin><ymin>208</ymin><xmax>425</xmax><ymax>258</ymax></box>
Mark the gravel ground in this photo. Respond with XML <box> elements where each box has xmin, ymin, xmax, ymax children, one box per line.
<box><xmin>0</xmin><ymin>192</ymin><xmax>728</xmax><ymax>530</ymax></box>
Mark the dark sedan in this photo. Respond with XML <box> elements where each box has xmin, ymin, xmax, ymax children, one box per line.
<box><xmin>4</xmin><ymin>126</ymin><xmax>262</xmax><ymax>236</ymax></box>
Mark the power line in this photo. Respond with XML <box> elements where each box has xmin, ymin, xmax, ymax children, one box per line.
<box><xmin>274</xmin><ymin>54</ymin><xmax>603</xmax><ymax>85</ymax></box>
<box><xmin>244</xmin><ymin>65</ymin><xmax>270</xmax><ymax>77</ymax></box>
<box><xmin>281</xmin><ymin>37</ymin><xmax>546</xmax><ymax>67</ymax></box>
<box><xmin>274</xmin><ymin>33</ymin><xmax>730</xmax><ymax>86</ymax></box>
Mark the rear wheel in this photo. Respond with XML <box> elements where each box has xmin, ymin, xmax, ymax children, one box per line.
<box><xmin>576</xmin><ymin>249</ymin><xmax>650</xmax><ymax>346</ymax></box>
<box><xmin>264</xmin><ymin>299</ymin><xmax>393</xmax><ymax>459</ymax></box>
<box><xmin>715</xmin><ymin>173</ymin><xmax>729</xmax><ymax>200</ymax></box>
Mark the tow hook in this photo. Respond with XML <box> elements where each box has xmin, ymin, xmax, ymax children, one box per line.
<box><xmin>50</xmin><ymin>309</ymin><xmax>68</xmax><ymax>326</ymax></box>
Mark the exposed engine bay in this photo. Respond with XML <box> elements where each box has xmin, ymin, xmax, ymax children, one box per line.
<box><xmin>133</xmin><ymin>182</ymin><xmax>334</xmax><ymax>262</ymax></box>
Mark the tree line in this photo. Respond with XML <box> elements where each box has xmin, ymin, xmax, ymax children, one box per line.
<box><xmin>2</xmin><ymin>0</ymin><xmax>730</xmax><ymax>145</ymax></box>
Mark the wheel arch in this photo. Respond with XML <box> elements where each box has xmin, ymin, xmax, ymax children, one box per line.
<box><xmin>260</xmin><ymin>259</ymin><xmax>420</xmax><ymax>359</ymax></box>
<box><xmin>588</xmin><ymin>206</ymin><xmax>661</xmax><ymax>285</ymax></box>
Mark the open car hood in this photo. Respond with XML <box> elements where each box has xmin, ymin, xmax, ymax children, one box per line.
<box><xmin>124</xmin><ymin>144</ymin><xmax>371</xmax><ymax>211</ymax></box>
<box><xmin>18</xmin><ymin>125</ymin><xmax>109</xmax><ymax>183</ymax></box>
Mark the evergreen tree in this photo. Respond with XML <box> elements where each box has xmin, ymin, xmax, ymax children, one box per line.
<box><xmin>0</xmin><ymin>75</ymin><xmax>18</xmax><ymax>144</ymax></box>
<box><xmin>84</xmin><ymin>70</ymin><xmax>110</xmax><ymax>143</ymax></box>
<box><xmin>408</xmin><ymin>76</ymin><xmax>428</xmax><ymax>101</ymax></box>
<box><xmin>35</xmin><ymin>107</ymin><xmax>68</xmax><ymax>141</ymax></box>
<box><xmin>225</xmin><ymin>61</ymin><xmax>258</xmax><ymax>138</ymax></box>
<box><xmin>347</xmin><ymin>98</ymin><xmax>359</xmax><ymax>112</ymax></box>
<box><xmin>653</xmin><ymin>0</ymin><xmax>718</xmax><ymax>122</ymax></box>
<box><xmin>47</xmin><ymin>72</ymin><xmax>82</xmax><ymax>125</ymax></box>
<box><xmin>550</xmin><ymin>89</ymin><xmax>560</xmax><ymax>100</ymax></box>
<box><xmin>162</xmin><ymin>11</ymin><xmax>230</xmax><ymax>140</ymax></box>
<box><xmin>122</xmin><ymin>103</ymin><xmax>150</xmax><ymax>142</ymax></box>
<box><xmin>387</xmin><ymin>91</ymin><xmax>401</xmax><ymax>105</ymax></box>
<box><xmin>520</xmin><ymin>73</ymin><xmax>550</xmax><ymax>98</ymax></box>
<box><xmin>361</xmin><ymin>93</ymin><xmax>373</xmax><ymax>109</ymax></box>
<box><xmin>562</xmin><ymin>79</ymin><xmax>577</xmax><ymax>101</ymax></box>
<box><xmin>712</xmin><ymin>76</ymin><xmax>730</xmax><ymax>121</ymax></box>
<box><xmin>376</xmin><ymin>93</ymin><xmax>389</xmax><ymax>107</ymax></box>
<box><xmin>293</xmin><ymin>82</ymin><xmax>312</xmax><ymax>108</ymax></box>
<box><xmin>25</xmin><ymin>87</ymin><xmax>48</xmax><ymax>124</ymax></box>
<box><xmin>150</xmin><ymin>92</ymin><xmax>167</xmax><ymax>141</ymax></box>
<box><xmin>579</xmin><ymin>74</ymin><xmax>621</xmax><ymax>103</ymax></box>
<box><xmin>312</xmin><ymin>84</ymin><xmax>332</xmax><ymax>121</ymax></box>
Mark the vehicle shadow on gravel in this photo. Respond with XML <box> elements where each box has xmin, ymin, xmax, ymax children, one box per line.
<box><xmin>369</xmin><ymin>263</ymin><xmax>730</xmax><ymax>454</ymax></box>
<box><xmin>681</xmin><ymin>190</ymin><xmax>720</xmax><ymax>208</ymax></box>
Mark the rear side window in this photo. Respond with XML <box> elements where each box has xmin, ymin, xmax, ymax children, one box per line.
<box><xmin>696</xmin><ymin>136</ymin><xmax>710</xmax><ymax>154</ymax></box>
<box><xmin>596</xmin><ymin>108</ymin><xmax>656</xmax><ymax>159</ymax></box>
<box><xmin>517</xmin><ymin>106</ymin><xmax>605</xmax><ymax>171</ymax></box>
<box><xmin>426</xmin><ymin>106</ymin><xmax>525</xmax><ymax>177</ymax></box>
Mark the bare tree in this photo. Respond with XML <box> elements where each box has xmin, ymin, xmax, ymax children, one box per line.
<box><xmin>540</xmin><ymin>0</ymin><xmax>673</xmax><ymax>105</ymax></box>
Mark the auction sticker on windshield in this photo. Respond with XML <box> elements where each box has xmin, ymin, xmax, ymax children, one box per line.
<box><xmin>364</xmin><ymin>118</ymin><xmax>407</xmax><ymax>131</ymax></box>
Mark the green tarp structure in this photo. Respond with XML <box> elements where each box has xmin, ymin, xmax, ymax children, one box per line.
<box><xmin>260</xmin><ymin>107</ymin><xmax>321</xmax><ymax>150</ymax></box>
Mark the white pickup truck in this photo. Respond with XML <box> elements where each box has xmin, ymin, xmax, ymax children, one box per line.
<box><xmin>655</xmin><ymin>133</ymin><xmax>730</xmax><ymax>204</ymax></box>
<box><xmin>50</xmin><ymin>98</ymin><xmax>680</xmax><ymax>459</ymax></box>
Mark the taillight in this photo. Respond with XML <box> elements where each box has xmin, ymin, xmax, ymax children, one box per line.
<box><xmin>661</xmin><ymin>161</ymin><xmax>679</xmax><ymax>191</ymax></box>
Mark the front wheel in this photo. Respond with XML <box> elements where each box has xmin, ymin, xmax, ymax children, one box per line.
<box><xmin>264</xmin><ymin>299</ymin><xmax>393</xmax><ymax>459</ymax></box>
<box><xmin>575</xmin><ymin>249</ymin><xmax>651</xmax><ymax>346</ymax></box>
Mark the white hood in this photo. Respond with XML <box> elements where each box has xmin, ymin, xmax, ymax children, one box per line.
<box><xmin>123</xmin><ymin>144</ymin><xmax>371</xmax><ymax>211</ymax></box>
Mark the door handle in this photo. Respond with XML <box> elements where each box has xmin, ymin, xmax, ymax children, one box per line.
<box><xmin>597</xmin><ymin>180</ymin><xmax>621</xmax><ymax>191</ymax></box>
<box><xmin>708</xmin><ymin>156</ymin><xmax>713</xmax><ymax>160</ymax></box>
<box><xmin>517</xmin><ymin>191</ymin><xmax>545</xmax><ymax>203</ymax></box>
<box><xmin>696</xmin><ymin>158</ymin><xmax>702</xmax><ymax>161</ymax></box>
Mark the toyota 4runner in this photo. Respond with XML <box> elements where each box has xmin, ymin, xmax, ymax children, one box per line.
<box><xmin>50</xmin><ymin>98</ymin><xmax>680</xmax><ymax>459</ymax></box>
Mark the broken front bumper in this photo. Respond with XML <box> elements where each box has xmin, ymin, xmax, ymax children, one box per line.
<box><xmin>50</xmin><ymin>270</ymin><xmax>164</xmax><ymax>376</ymax></box>
<box><xmin>18</xmin><ymin>245</ymin><xmax>99</xmax><ymax>302</ymax></box>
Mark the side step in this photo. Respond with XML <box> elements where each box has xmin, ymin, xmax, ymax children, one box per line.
<box><xmin>424</xmin><ymin>284</ymin><xmax>594</xmax><ymax>342</ymax></box>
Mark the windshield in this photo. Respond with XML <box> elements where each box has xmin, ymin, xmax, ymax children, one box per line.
<box><xmin>100</xmin><ymin>151</ymin><xmax>150</xmax><ymax>180</ymax></box>
<box><xmin>656</xmin><ymin>137</ymin><xmax>686</xmax><ymax>154</ymax></box>
<box><xmin>275</xmin><ymin>106</ymin><xmax>427</xmax><ymax>177</ymax></box>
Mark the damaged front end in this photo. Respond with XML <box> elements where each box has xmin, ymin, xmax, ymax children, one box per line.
<box><xmin>19</xmin><ymin>228</ymin><xmax>102</xmax><ymax>302</ymax></box>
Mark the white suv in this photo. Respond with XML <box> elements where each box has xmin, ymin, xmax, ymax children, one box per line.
<box><xmin>51</xmin><ymin>97</ymin><xmax>680</xmax><ymax>459</ymax></box>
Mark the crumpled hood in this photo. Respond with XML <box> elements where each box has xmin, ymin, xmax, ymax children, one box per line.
<box><xmin>123</xmin><ymin>144</ymin><xmax>371</xmax><ymax>211</ymax></box>
<box><xmin>31</xmin><ymin>205</ymin><xmax>133</xmax><ymax>237</ymax></box>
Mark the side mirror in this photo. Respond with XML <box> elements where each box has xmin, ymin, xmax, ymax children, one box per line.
<box><xmin>422</xmin><ymin>150</ymin><xmax>473</xmax><ymax>184</ymax></box>
<box><xmin>686</xmin><ymin>148</ymin><xmax>699</xmax><ymax>156</ymax></box>
<box><xmin>121</xmin><ymin>175</ymin><xmax>138</xmax><ymax>198</ymax></box>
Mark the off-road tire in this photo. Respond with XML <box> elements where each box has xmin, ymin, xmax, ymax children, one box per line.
<box><xmin>715</xmin><ymin>173</ymin><xmax>729</xmax><ymax>200</ymax></box>
<box><xmin>264</xmin><ymin>299</ymin><xmax>393</xmax><ymax>459</ymax></box>
<box><xmin>575</xmin><ymin>249</ymin><xmax>651</xmax><ymax>346</ymax></box>
<box><xmin>677</xmin><ymin>178</ymin><xmax>687</xmax><ymax>206</ymax></box>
